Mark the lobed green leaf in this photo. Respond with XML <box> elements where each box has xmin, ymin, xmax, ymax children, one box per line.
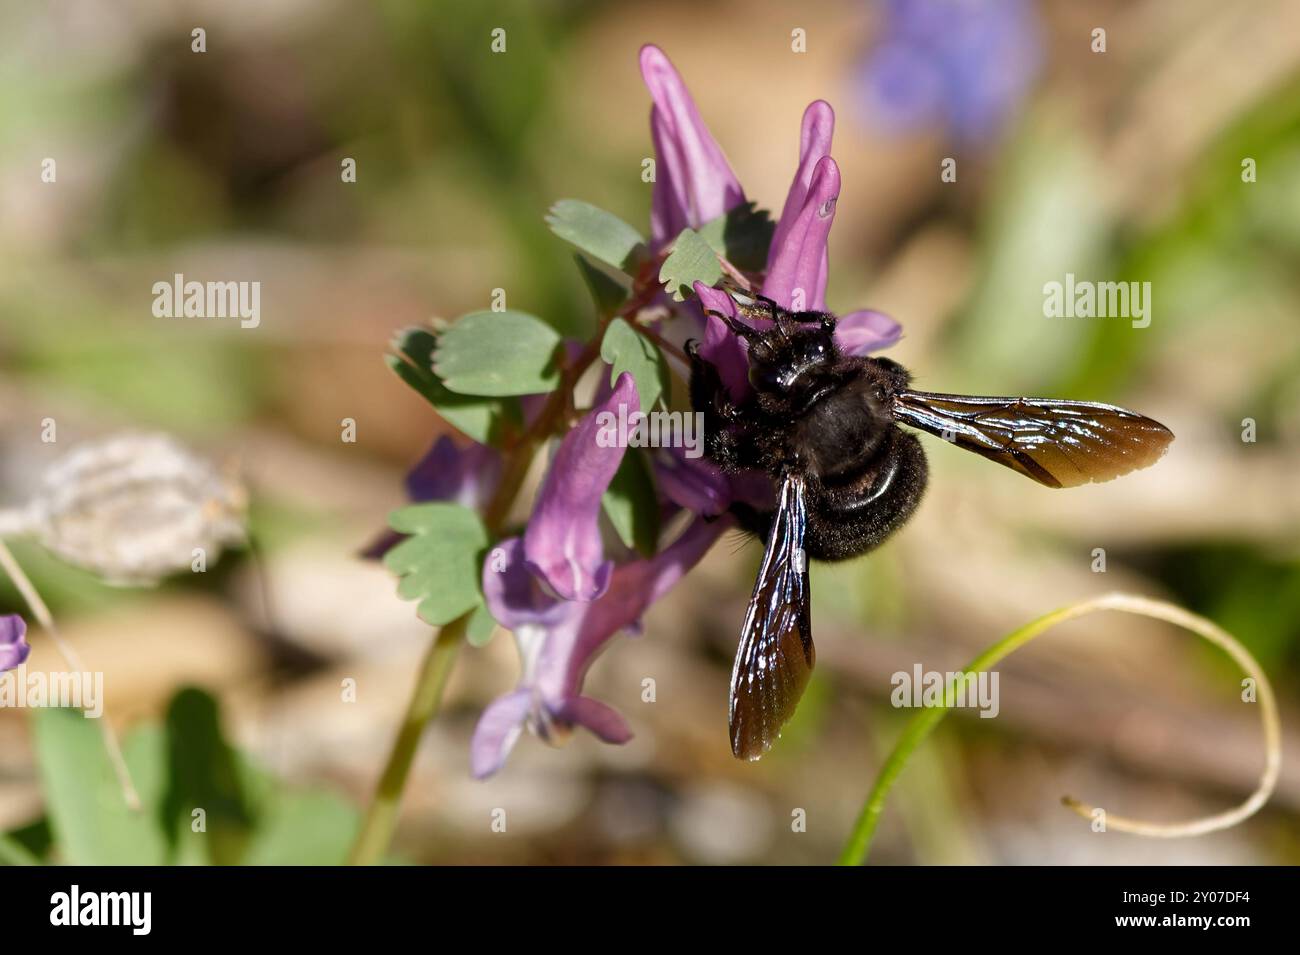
<box><xmin>384</xmin><ymin>503</ymin><xmax>490</xmax><ymax>626</ymax></box>
<box><xmin>433</xmin><ymin>310</ymin><xmax>564</xmax><ymax>397</ymax></box>
<box><xmin>546</xmin><ymin>199</ymin><xmax>649</xmax><ymax>273</ymax></box>
<box><xmin>388</xmin><ymin>327</ymin><xmax>509</xmax><ymax>444</ymax></box>
<box><xmin>600</xmin><ymin>317</ymin><xmax>668</xmax><ymax>412</ymax></box>
<box><xmin>659</xmin><ymin>228</ymin><xmax>724</xmax><ymax>301</ymax></box>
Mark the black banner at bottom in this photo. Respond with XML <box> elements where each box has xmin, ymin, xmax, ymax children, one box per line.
<box><xmin>0</xmin><ymin>865</ymin><xmax>1284</xmax><ymax>940</ymax></box>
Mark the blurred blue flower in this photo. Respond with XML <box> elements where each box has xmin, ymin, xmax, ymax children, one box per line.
<box><xmin>859</xmin><ymin>0</ymin><xmax>1043</xmax><ymax>144</ymax></box>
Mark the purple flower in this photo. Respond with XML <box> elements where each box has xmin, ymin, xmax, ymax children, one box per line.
<box><xmin>363</xmin><ymin>436</ymin><xmax>502</xmax><ymax>559</ymax></box>
<box><xmin>470</xmin><ymin>365</ymin><xmax>734</xmax><ymax>776</ymax></box>
<box><xmin>652</xmin><ymin>446</ymin><xmax>731</xmax><ymax>518</ymax></box>
<box><xmin>465</xmin><ymin>46</ymin><xmax>911</xmax><ymax>779</ymax></box>
<box><xmin>859</xmin><ymin>0</ymin><xmax>1043</xmax><ymax>144</ymax></box>
<box><xmin>687</xmin><ymin>101</ymin><xmax>902</xmax><ymax>404</ymax></box>
<box><xmin>641</xmin><ymin>44</ymin><xmax>747</xmax><ymax>247</ymax></box>
<box><xmin>1</xmin><ymin>615</ymin><xmax>30</xmax><ymax>672</ymax></box>
<box><xmin>404</xmin><ymin>436</ymin><xmax>501</xmax><ymax>509</ymax></box>
<box><xmin>766</xmin><ymin>100</ymin><xmax>836</xmax><ymax>310</ymax></box>
<box><xmin>638</xmin><ymin>45</ymin><xmax>901</xmax><ymax>367</ymax></box>
<box><xmin>524</xmin><ymin>372</ymin><xmax>637</xmax><ymax>602</ymax></box>
<box><xmin>471</xmin><ymin>518</ymin><xmax>726</xmax><ymax>778</ymax></box>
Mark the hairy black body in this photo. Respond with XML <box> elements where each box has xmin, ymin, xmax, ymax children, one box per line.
<box><xmin>687</xmin><ymin>301</ymin><xmax>926</xmax><ymax>561</ymax></box>
<box><xmin>685</xmin><ymin>292</ymin><xmax>1175</xmax><ymax>761</ymax></box>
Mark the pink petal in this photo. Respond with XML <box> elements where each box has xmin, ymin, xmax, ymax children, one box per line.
<box><xmin>482</xmin><ymin>537</ymin><xmax>569</xmax><ymax>630</ymax></box>
<box><xmin>836</xmin><ymin>309</ymin><xmax>903</xmax><ymax>355</ymax></box>
<box><xmin>769</xmin><ymin>100</ymin><xmax>835</xmax><ymax>266</ymax></box>
<box><xmin>559</xmin><ymin>516</ymin><xmax>728</xmax><ymax>698</ymax></box>
<box><xmin>554</xmin><ymin>696</ymin><xmax>633</xmax><ymax>744</ymax></box>
<box><xmin>653</xmin><ymin>446</ymin><xmax>730</xmax><ymax>517</ymax></box>
<box><xmin>641</xmin><ymin>44</ymin><xmax>746</xmax><ymax>246</ymax></box>
<box><xmin>470</xmin><ymin>689</ymin><xmax>533</xmax><ymax>779</ymax></box>
<box><xmin>762</xmin><ymin>155</ymin><xmax>841</xmax><ymax>311</ymax></box>
<box><xmin>524</xmin><ymin>373</ymin><xmax>639</xmax><ymax>601</ymax></box>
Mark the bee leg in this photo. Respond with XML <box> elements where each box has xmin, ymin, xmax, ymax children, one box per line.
<box><xmin>734</xmin><ymin>294</ymin><xmax>780</xmax><ymax>324</ymax></box>
<box><xmin>686</xmin><ymin>339</ymin><xmax>742</xmax><ymax>424</ymax></box>
<box><xmin>686</xmin><ymin>338</ymin><xmax>745</xmax><ymax>469</ymax></box>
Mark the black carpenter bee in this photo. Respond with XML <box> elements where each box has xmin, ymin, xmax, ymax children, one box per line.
<box><xmin>686</xmin><ymin>293</ymin><xmax>1174</xmax><ymax>760</ymax></box>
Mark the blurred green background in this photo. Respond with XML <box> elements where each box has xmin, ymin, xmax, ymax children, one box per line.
<box><xmin>1</xmin><ymin>0</ymin><xmax>1298</xmax><ymax>865</ymax></box>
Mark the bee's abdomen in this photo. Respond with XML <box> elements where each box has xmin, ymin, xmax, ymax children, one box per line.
<box><xmin>802</xmin><ymin>429</ymin><xmax>928</xmax><ymax>561</ymax></box>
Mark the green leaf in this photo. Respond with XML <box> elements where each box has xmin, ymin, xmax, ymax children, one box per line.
<box><xmin>162</xmin><ymin>687</ymin><xmax>255</xmax><ymax>865</ymax></box>
<box><xmin>384</xmin><ymin>503</ymin><xmax>490</xmax><ymax>626</ymax></box>
<box><xmin>660</xmin><ymin>228</ymin><xmax>724</xmax><ymax>301</ymax></box>
<box><xmin>33</xmin><ymin>708</ymin><xmax>169</xmax><ymax>865</ymax></box>
<box><xmin>466</xmin><ymin>600</ymin><xmax>497</xmax><ymax>647</ymax></box>
<box><xmin>388</xmin><ymin>327</ymin><xmax>508</xmax><ymax>444</ymax></box>
<box><xmin>602</xmin><ymin>449</ymin><xmax>660</xmax><ymax>557</ymax></box>
<box><xmin>433</xmin><ymin>310</ymin><xmax>564</xmax><ymax>397</ymax></box>
<box><xmin>546</xmin><ymin>199</ymin><xmax>648</xmax><ymax>273</ymax></box>
<box><xmin>600</xmin><ymin>317</ymin><xmax>668</xmax><ymax>412</ymax></box>
<box><xmin>574</xmin><ymin>254</ymin><xmax>629</xmax><ymax>316</ymax></box>
<box><xmin>698</xmin><ymin>201</ymin><xmax>776</xmax><ymax>272</ymax></box>
<box><xmin>240</xmin><ymin>788</ymin><xmax>360</xmax><ymax>866</ymax></box>
<box><xmin>0</xmin><ymin>832</ymin><xmax>40</xmax><ymax>866</ymax></box>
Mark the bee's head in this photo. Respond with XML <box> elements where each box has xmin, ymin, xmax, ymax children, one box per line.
<box><xmin>744</xmin><ymin>322</ymin><xmax>837</xmax><ymax>397</ymax></box>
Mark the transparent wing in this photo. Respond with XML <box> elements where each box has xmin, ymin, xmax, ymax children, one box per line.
<box><xmin>729</xmin><ymin>474</ymin><xmax>815</xmax><ymax>760</ymax></box>
<box><xmin>892</xmin><ymin>391</ymin><xmax>1173</xmax><ymax>488</ymax></box>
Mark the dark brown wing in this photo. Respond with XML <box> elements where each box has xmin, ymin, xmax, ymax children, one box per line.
<box><xmin>729</xmin><ymin>473</ymin><xmax>815</xmax><ymax>760</ymax></box>
<box><xmin>892</xmin><ymin>391</ymin><xmax>1173</xmax><ymax>488</ymax></box>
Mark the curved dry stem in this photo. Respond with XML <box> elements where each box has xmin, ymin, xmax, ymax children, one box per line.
<box><xmin>1057</xmin><ymin>594</ymin><xmax>1281</xmax><ymax>837</ymax></box>
<box><xmin>838</xmin><ymin>592</ymin><xmax>1281</xmax><ymax>864</ymax></box>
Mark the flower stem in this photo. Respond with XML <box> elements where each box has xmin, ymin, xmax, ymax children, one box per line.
<box><xmin>347</xmin><ymin>615</ymin><xmax>465</xmax><ymax>865</ymax></box>
<box><xmin>837</xmin><ymin>592</ymin><xmax>1281</xmax><ymax>865</ymax></box>
<box><xmin>0</xmin><ymin>539</ymin><xmax>141</xmax><ymax>812</ymax></box>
